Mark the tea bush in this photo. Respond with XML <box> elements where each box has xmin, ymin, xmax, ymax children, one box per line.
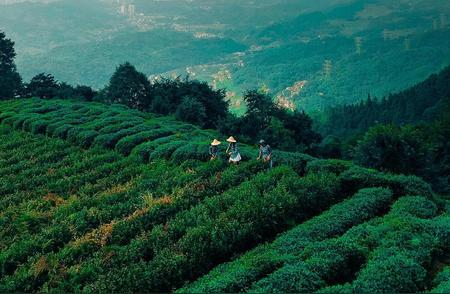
<box><xmin>0</xmin><ymin>99</ymin><xmax>446</xmax><ymax>293</ymax></box>
<box><xmin>432</xmin><ymin>266</ymin><xmax>450</xmax><ymax>293</ymax></box>
<box><xmin>180</xmin><ymin>187</ymin><xmax>393</xmax><ymax>293</ymax></box>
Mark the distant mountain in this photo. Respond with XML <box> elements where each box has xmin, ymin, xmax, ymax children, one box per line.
<box><xmin>1</xmin><ymin>0</ymin><xmax>449</xmax><ymax>112</ymax></box>
<box><xmin>209</xmin><ymin>0</ymin><xmax>450</xmax><ymax>111</ymax></box>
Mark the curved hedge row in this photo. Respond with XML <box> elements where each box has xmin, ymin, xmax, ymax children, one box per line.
<box><xmin>432</xmin><ymin>266</ymin><xmax>450</xmax><ymax>293</ymax></box>
<box><xmin>0</xmin><ymin>99</ymin><xmax>314</xmax><ymax>173</ymax></box>
<box><xmin>0</xmin><ymin>99</ymin><xmax>446</xmax><ymax>293</ymax></box>
<box><xmin>178</xmin><ymin>187</ymin><xmax>394</xmax><ymax>293</ymax></box>
<box><xmin>83</xmin><ymin>169</ymin><xmax>344</xmax><ymax>292</ymax></box>
<box><xmin>247</xmin><ymin>196</ymin><xmax>447</xmax><ymax>293</ymax></box>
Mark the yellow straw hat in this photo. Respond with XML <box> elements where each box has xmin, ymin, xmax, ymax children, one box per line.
<box><xmin>211</xmin><ymin>139</ymin><xmax>221</xmax><ymax>146</ymax></box>
<box><xmin>226</xmin><ymin>136</ymin><xmax>237</xmax><ymax>143</ymax></box>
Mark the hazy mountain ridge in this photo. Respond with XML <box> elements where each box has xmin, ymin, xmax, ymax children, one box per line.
<box><xmin>1</xmin><ymin>0</ymin><xmax>449</xmax><ymax>111</ymax></box>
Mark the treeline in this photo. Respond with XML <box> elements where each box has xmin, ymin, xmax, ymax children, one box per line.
<box><xmin>317</xmin><ymin>67</ymin><xmax>450</xmax><ymax>193</ymax></box>
<box><xmin>319</xmin><ymin>66</ymin><xmax>450</xmax><ymax>138</ymax></box>
<box><xmin>0</xmin><ymin>31</ymin><xmax>321</xmax><ymax>152</ymax></box>
<box><xmin>95</xmin><ymin>63</ymin><xmax>321</xmax><ymax>152</ymax></box>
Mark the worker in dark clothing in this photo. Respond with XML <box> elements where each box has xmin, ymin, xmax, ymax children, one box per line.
<box><xmin>257</xmin><ymin>139</ymin><xmax>273</xmax><ymax>169</ymax></box>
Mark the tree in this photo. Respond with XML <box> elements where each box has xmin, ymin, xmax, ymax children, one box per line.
<box><xmin>244</xmin><ymin>90</ymin><xmax>275</xmax><ymax>125</ymax></box>
<box><xmin>175</xmin><ymin>96</ymin><xmax>207</xmax><ymax>127</ymax></box>
<box><xmin>0</xmin><ymin>31</ymin><xmax>22</xmax><ymax>99</ymax></box>
<box><xmin>74</xmin><ymin>85</ymin><xmax>96</xmax><ymax>101</ymax></box>
<box><xmin>281</xmin><ymin>110</ymin><xmax>322</xmax><ymax>149</ymax></box>
<box><xmin>26</xmin><ymin>73</ymin><xmax>59</xmax><ymax>99</ymax></box>
<box><xmin>353</xmin><ymin>124</ymin><xmax>428</xmax><ymax>175</ymax></box>
<box><xmin>103</xmin><ymin>62</ymin><xmax>151</xmax><ymax>110</ymax></box>
<box><xmin>238</xmin><ymin>90</ymin><xmax>275</xmax><ymax>139</ymax></box>
<box><xmin>149</xmin><ymin>77</ymin><xmax>228</xmax><ymax>128</ymax></box>
<box><xmin>258</xmin><ymin>118</ymin><xmax>296</xmax><ymax>151</ymax></box>
<box><xmin>55</xmin><ymin>82</ymin><xmax>75</xmax><ymax>99</ymax></box>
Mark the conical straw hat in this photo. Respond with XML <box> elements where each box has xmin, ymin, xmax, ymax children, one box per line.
<box><xmin>227</xmin><ymin>136</ymin><xmax>237</xmax><ymax>143</ymax></box>
<box><xmin>211</xmin><ymin>139</ymin><xmax>221</xmax><ymax>146</ymax></box>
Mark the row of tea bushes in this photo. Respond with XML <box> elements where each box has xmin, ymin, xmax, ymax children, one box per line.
<box><xmin>249</xmin><ymin>196</ymin><xmax>447</xmax><ymax>293</ymax></box>
<box><xmin>0</xmin><ymin>127</ymin><xmax>144</xmax><ymax>283</ymax></box>
<box><xmin>0</xmin><ymin>99</ymin><xmax>313</xmax><ymax>172</ymax></box>
<box><xmin>432</xmin><ymin>266</ymin><xmax>450</xmax><ymax>293</ymax></box>
<box><xmin>82</xmin><ymin>168</ymin><xmax>345</xmax><ymax>292</ymax></box>
<box><xmin>179</xmin><ymin>187</ymin><xmax>395</xmax><ymax>293</ymax></box>
<box><xmin>0</xmin><ymin>125</ymin><xmax>282</xmax><ymax>292</ymax></box>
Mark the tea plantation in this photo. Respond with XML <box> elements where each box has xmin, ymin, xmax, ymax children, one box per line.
<box><xmin>0</xmin><ymin>99</ymin><xmax>448</xmax><ymax>293</ymax></box>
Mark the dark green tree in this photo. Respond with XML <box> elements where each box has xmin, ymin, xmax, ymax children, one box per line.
<box><xmin>103</xmin><ymin>62</ymin><xmax>151</xmax><ymax>110</ymax></box>
<box><xmin>149</xmin><ymin>77</ymin><xmax>228</xmax><ymax>128</ymax></box>
<box><xmin>0</xmin><ymin>31</ymin><xmax>22</xmax><ymax>99</ymax></box>
<box><xmin>26</xmin><ymin>73</ymin><xmax>59</xmax><ymax>99</ymax></box>
<box><xmin>55</xmin><ymin>82</ymin><xmax>75</xmax><ymax>99</ymax></box>
<box><xmin>281</xmin><ymin>110</ymin><xmax>322</xmax><ymax>149</ymax></box>
<box><xmin>175</xmin><ymin>96</ymin><xmax>207</xmax><ymax>127</ymax></box>
<box><xmin>239</xmin><ymin>90</ymin><xmax>275</xmax><ymax>138</ymax></box>
<box><xmin>74</xmin><ymin>85</ymin><xmax>96</xmax><ymax>101</ymax></box>
<box><xmin>353</xmin><ymin>124</ymin><xmax>428</xmax><ymax>175</ymax></box>
<box><xmin>244</xmin><ymin>90</ymin><xmax>274</xmax><ymax>124</ymax></box>
<box><xmin>258</xmin><ymin>118</ymin><xmax>296</xmax><ymax>151</ymax></box>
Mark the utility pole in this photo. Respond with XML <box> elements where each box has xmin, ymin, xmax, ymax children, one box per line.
<box><xmin>323</xmin><ymin>60</ymin><xmax>332</xmax><ymax>78</ymax></box>
<box><xmin>355</xmin><ymin>37</ymin><xmax>363</xmax><ymax>55</ymax></box>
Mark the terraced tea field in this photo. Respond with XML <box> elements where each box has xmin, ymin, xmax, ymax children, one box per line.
<box><xmin>0</xmin><ymin>99</ymin><xmax>448</xmax><ymax>293</ymax></box>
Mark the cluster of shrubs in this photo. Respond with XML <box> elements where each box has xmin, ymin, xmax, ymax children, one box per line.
<box><xmin>180</xmin><ymin>170</ymin><xmax>446</xmax><ymax>294</ymax></box>
<box><xmin>0</xmin><ymin>99</ymin><xmax>447</xmax><ymax>293</ymax></box>
<box><xmin>179</xmin><ymin>187</ymin><xmax>395</xmax><ymax>293</ymax></box>
<box><xmin>0</xmin><ymin>119</ymin><xmax>315</xmax><ymax>292</ymax></box>
<box><xmin>0</xmin><ymin>126</ymin><xmax>244</xmax><ymax>292</ymax></box>
<box><xmin>0</xmin><ymin>127</ymin><xmax>144</xmax><ymax>289</ymax></box>
<box><xmin>0</xmin><ymin>99</ymin><xmax>316</xmax><ymax>172</ymax></box>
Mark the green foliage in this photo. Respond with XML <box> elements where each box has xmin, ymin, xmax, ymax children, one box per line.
<box><xmin>432</xmin><ymin>267</ymin><xmax>450</xmax><ymax>293</ymax></box>
<box><xmin>100</xmin><ymin>62</ymin><xmax>151</xmax><ymax>110</ymax></box>
<box><xmin>389</xmin><ymin>196</ymin><xmax>438</xmax><ymax>219</ymax></box>
<box><xmin>353</xmin><ymin>250</ymin><xmax>427</xmax><ymax>293</ymax></box>
<box><xmin>175</xmin><ymin>96</ymin><xmax>207</xmax><ymax>127</ymax></box>
<box><xmin>340</xmin><ymin>165</ymin><xmax>433</xmax><ymax>198</ymax></box>
<box><xmin>115</xmin><ymin>129</ymin><xmax>174</xmax><ymax>156</ymax></box>
<box><xmin>0</xmin><ymin>31</ymin><xmax>22</xmax><ymax>99</ymax></box>
<box><xmin>220</xmin><ymin>90</ymin><xmax>321</xmax><ymax>151</ymax></box>
<box><xmin>180</xmin><ymin>187</ymin><xmax>393</xmax><ymax>293</ymax></box>
<box><xmin>316</xmin><ymin>67</ymin><xmax>450</xmax><ymax>194</ymax></box>
<box><xmin>148</xmin><ymin>77</ymin><xmax>229</xmax><ymax>128</ymax></box>
<box><xmin>171</xmin><ymin>142</ymin><xmax>210</xmax><ymax>163</ymax></box>
<box><xmin>0</xmin><ymin>99</ymin><xmax>446</xmax><ymax>293</ymax></box>
<box><xmin>306</xmin><ymin>159</ymin><xmax>353</xmax><ymax>175</ymax></box>
<box><xmin>320</xmin><ymin>66</ymin><xmax>450</xmax><ymax>138</ymax></box>
<box><xmin>353</xmin><ymin>124</ymin><xmax>428</xmax><ymax>175</ymax></box>
<box><xmin>26</xmin><ymin>73</ymin><xmax>59</xmax><ymax>99</ymax></box>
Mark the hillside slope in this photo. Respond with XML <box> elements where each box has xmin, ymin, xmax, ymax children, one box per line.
<box><xmin>0</xmin><ymin>99</ymin><xmax>448</xmax><ymax>292</ymax></box>
<box><xmin>2</xmin><ymin>0</ymin><xmax>450</xmax><ymax>113</ymax></box>
<box><xmin>319</xmin><ymin>65</ymin><xmax>450</xmax><ymax>137</ymax></box>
